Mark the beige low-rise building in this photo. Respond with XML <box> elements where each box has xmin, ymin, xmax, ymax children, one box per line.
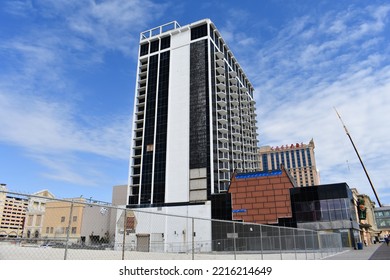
<box><xmin>23</xmin><ymin>190</ymin><xmax>55</xmax><ymax>239</ymax></box>
<box><xmin>0</xmin><ymin>185</ymin><xmax>28</xmax><ymax>238</ymax></box>
<box><xmin>41</xmin><ymin>198</ymin><xmax>85</xmax><ymax>243</ymax></box>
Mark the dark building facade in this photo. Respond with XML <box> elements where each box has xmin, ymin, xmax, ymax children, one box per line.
<box><xmin>290</xmin><ymin>183</ymin><xmax>360</xmax><ymax>247</ymax></box>
<box><xmin>128</xmin><ymin>19</ymin><xmax>258</xmax><ymax>210</ymax></box>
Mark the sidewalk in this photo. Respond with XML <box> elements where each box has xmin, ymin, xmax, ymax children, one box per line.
<box><xmin>324</xmin><ymin>243</ymin><xmax>390</xmax><ymax>260</ymax></box>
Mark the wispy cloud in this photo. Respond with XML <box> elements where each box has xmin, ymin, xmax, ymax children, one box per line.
<box><xmin>223</xmin><ymin>4</ymin><xmax>390</xmax><ymax>204</ymax></box>
<box><xmin>0</xmin><ymin>0</ymin><xmax>167</xmax><ymax>186</ymax></box>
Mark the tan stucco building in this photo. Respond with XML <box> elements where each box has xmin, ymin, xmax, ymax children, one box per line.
<box><xmin>23</xmin><ymin>190</ymin><xmax>55</xmax><ymax>239</ymax></box>
<box><xmin>41</xmin><ymin>198</ymin><xmax>85</xmax><ymax>243</ymax></box>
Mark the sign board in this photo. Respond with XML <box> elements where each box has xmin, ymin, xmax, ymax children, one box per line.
<box><xmin>227</xmin><ymin>233</ymin><xmax>238</xmax><ymax>239</ymax></box>
<box><xmin>232</xmin><ymin>209</ymin><xmax>247</xmax><ymax>213</ymax></box>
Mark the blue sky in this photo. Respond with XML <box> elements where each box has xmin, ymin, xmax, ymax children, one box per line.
<box><xmin>1</xmin><ymin>0</ymin><xmax>389</xmax><ymax>206</ymax></box>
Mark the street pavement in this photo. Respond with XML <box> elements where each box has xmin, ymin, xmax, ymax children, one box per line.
<box><xmin>324</xmin><ymin>242</ymin><xmax>390</xmax><ymax>260</ymax></box>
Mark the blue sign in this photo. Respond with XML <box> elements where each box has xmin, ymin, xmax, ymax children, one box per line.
<box><xmin>232</xmin><ymin>209</ymin><xmax>247</xmax><ymax>213</ymax></box>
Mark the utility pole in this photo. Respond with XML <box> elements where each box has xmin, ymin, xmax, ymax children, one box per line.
<box><xmin>334</xmin><ymin>107</ymin><xmax>382</xmax><ymax>207</ymax></box>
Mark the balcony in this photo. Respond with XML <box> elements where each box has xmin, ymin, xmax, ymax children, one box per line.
<box><xmin>217</xmin><ymin>83</ymin><xmax>226</xmax><ymax>91</ymax></box>
<box><xmin>139</xmin><ymin>72</ymin><xmax>147</xmax><ymax>80</ymax></box>
<box><xmin>219</xmin><ymin>153</ymin><xmax>229</xmax><ymax>162</ymax></box>
<box><xmin>240</xmin><ymin>97</ymin><xmax>248</xmax><ymax>105</ymax></box>
<box><xmin>218</xmin><ymin>133</ymin><xmax>229</xmax><ymax>143</ymax></box>
<box><xmin>231</xmin><ymin>128</ymin><xmax>240</xmax><ymax>136</ymax></box>
<box><xmin>231</xmin><ymin>105</ymin><xmax>239</xmax><ymax>113</ymax></box>
<box><xmin>229</xmin><ymin>84</ymin><xmax>238</xmax><ymax>92</ymax></box>
<box><xmin>132</xmin><ymin>148</ymin><xmax>142</xmax><ymax>158</ymax></box>
<box><xmin>231</xmin><ymin>114</ymin><xmax>240</xmax><ymax>121</ymax></box>
<box><xmin>229</xmin><ymin>71</ymin><xmax>237</xmax><ymax>78</ymax></box>
<box><xmin>217</xmin><ymin>114</ymin><xmax>228</xmax><ymax>124</ymax></box>
<box><xmin>230</xmin><ymin>90</ymin><xmax>238</xmax><ymax>98</ymax></box>
<box><xmin>215</xmin><ymin>51</ymin><xmax>224</xmax><ymax>59</ymax></box>
<box><xmin>216</xmin><ymin>74</ymin><xmax>225</xmax><ymax>83</ymax></box>
<box><xmin>216</xmin><ymin>66</ymin><xmax>225</xmax><ymax>75</ymax></box>
<box><xmin>217</xmin><ymin>123</ymin><xmax>228</xmax><ymax>133</ymax></box>
<box><xmin>232</xmin><ymin>138</ymin><xmax>242</xmax><ymax>146</ymax></box>
<box><xmin>240</xmin><ymin>87</ymin><xmax>248</xmax><ymax>93</ymax></box>
<box><xmin>219</xmin><ymin>172</ymin><xmax>230</xmax><ymax>181</ymax></box>
<box><xmin>218</xmin><ymin>142</ymin><xmax>229</xmax><ymax>153</ymax></box>
<box><xmin>216</xmin><ymin>59</ymin><xmax>224</xmax><ymax>67</ymax></box>
<box><xmin>217</xmin><ymin>108</ymin><xmax>227</xmax><ymax>116</ymax></box>
<box><xmin>230</xmin><ymin>98</ymin><xmax>239</xmax><ymax>106</ymax></box>
<box><xmin>241</xmin><ymin>106</ymin><xmax>249</xmax><ymax>113</ymax></box>
<box><xmin>231</xmin><ymin>120</ymin><xmax>240</xmax><ymax>128</ymax></box>
<box><xmin>217</xmin><ymin>98</ymin><xmax>227</xmax><ymax>108</ymax></box>
<box><xmin>229</xmin><ymin>78</ymin><xmax>237</xmax><ymax>85</ymax></box>
<box><xmin>233</xmin><ymin>155</ymin><xmax>243</xmax><ymax>162</ymax></box>
<box><xmin>139</xmin><ymin>63</ymin><xmax>148</xmax><ymax>72</ymax></box>
<box><xmin>232</xmin><ymin>145</ymin><xmax>242</xmax><ymax>153</ymax></box>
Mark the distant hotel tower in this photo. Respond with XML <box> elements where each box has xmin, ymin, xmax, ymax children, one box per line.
<box><xmin>258</xmin><ymin>139</ymin><xmax>320</xmax><ymax>187</ymax></box>
<box><xmin>128</xmin><ymin>19</ymin><xmax>259</xmax><ymax>208</ymax></box>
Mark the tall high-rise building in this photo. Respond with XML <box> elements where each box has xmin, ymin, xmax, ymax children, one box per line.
<box><xmin>128</xmin><ymin>19</ymin><xmax>259</xmax><ymax>209</ymax></box>
<box><xmin>258</xmin><ymin>139</ymin><xmax>320</xmax><ymax>187</ymax></box>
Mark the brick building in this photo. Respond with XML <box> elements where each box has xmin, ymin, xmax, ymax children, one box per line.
<box><xmin>228</xmin><ymin>168</ymin><xmax>297</xmax><ymax>226</ymax></box>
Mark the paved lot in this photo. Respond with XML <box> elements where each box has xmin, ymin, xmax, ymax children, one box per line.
<box><xmin>324</xmin><ymin>243</ymin><xmax>390</xmax><ymax>260</ymax></box>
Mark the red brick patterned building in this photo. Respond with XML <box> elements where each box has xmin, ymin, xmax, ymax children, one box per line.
<box><xmin>228</xmin><ymin>168</ymin><xmax>296</xmax><ymax>225</ymax></box>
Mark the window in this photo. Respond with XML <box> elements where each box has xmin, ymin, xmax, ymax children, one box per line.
<box><xmin>147</xmin><ymin>144</ymin><xmax>154</xmax><ymax>152</ymax></box>
<box><xmin>50</xmin><ymin>227</ymin><xmax>54</xmax><ymax>234</ymax></box>
<box><xmin>140</xmin><ymin>43</ymin><xmax>149</xmax><ymax>56</ymax></box>
<box><xmin>150</xmin><ymin>40</ymin><xmax>159</xmax><ymax>53</ymax></box>
<box><xmin>191</xmin><ymin>23</ymin><xmax>208</xmax><ymax>40</ymax></box>
<box><xmin>160</xmin><ymin>36</ymin><xmax>170</xmax><ymax>50</ymax></box>
<box><xmin>72</xmin><ymin>216</ymin><xmax>77</xmax><ymax>222</ymax></box>
<box><xmin>46</xmin><ymin>227</ymin><xmax>49</xmax><ymax>234</ymax></box>
<box><xmin>27</xmin><ymin>215</ymin><xmax>33</xmax><ymax>226</ymax></box>
<box><xmin>71</xmin><ymin>227</ymin><xmax>77</xmax><ymax>234</ymax></box>
<box><xmin>61</xmin><ymin>216</ymin><xmax>65</xmax><ymax>223</ymax></box>
<box><xmin>36</xmin><ymin>215</ymin><xmax>42</xmax><ymax>226</ymax></box>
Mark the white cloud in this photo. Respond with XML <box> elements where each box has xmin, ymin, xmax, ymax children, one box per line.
<box><xmin>243</xmin><ymin>4</ymin><xmax>390</xmax><ymax>205</ymax></box>
<box><xmin>0</xmin><ymin>0</ymin><xmax>157</xmax><ymax>186</ymax></box>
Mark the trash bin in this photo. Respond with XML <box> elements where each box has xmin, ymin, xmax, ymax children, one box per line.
<box><xmin>357</xmin><ymin>242</ymin><xmax>363</xmax><ymax>250</ymax></box>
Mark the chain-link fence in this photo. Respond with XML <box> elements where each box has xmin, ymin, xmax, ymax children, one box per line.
<box><xmin>0</xmin><ymin>190</ymin><xmax>343</xmax><ymax>260</ymax></box>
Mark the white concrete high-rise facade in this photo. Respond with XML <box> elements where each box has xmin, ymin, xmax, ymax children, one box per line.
<box><xmin>128</xmin><ymin>19</ymin><xmax>259</xmax><ymax>209</ymax></box>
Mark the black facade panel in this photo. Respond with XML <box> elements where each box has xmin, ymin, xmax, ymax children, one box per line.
<box><xmin>150</xmin><ymin>40</ymin><xmax>159</xmax><ymax>53</ymax></box>
<box><xmin>211</xmin><ymin>193</ymin><xmax>232</xmax><ymax>220</ymax></box>
<box><xmin>140</xmin><ymin>43</ymin><xmax>149</xmax><ymax>56</ymax></box>
<box><xmin>190</xmin><ymin>40</ymin><xmax>209</xmax><ymax>170</ymax></box>
<box><xmin>140</xmin><ymin>55</ymin><xmax>159</xmax><ymax>204</ymax></box>
<box><xmin>153</xmin><ymin>51</ymin><xmax>170</xmax><ymax>204</ymax></box>
<box><xmin>160</xmin><ymin>36</ymin><xmax>171</xmax><ymax>50</ymax></box>
<box><xmin>290</xmin><ymin>183</ymin><xmax>351</xmax><ymax>202</ymax></box>
<box><xmin>191</xmin><ymin>23</ymin><xmax>208</xmax><ymax>40</ymax></box>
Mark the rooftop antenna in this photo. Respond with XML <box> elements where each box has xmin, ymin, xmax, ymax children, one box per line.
<box><xmin>334</xmin><ymin>107</ymin><xmax>382</xmax><ymax>207</ymax></box>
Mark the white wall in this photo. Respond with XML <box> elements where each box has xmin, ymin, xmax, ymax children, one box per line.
<box><xmin>133</xmin><ymin>202</ymin><xmax>212</xmax><ymax>253</ymax></box>
<box><xmin>81</xmin><ymin>205</ymin><xmax>110</xmax><ymax>243</ymax></box>
<box><xmin>165</xmin><ymin>29</ymin><xmax>191</xmax><ymax>204</ymax></box>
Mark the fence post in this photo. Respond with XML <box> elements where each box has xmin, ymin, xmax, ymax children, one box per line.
<box><xmin>192</xmin><ymin>217</ymin><xmax>195</xmax><ymax>260</ymax></box>
<box><xmin>293</xmin><ymin>229</ymin><xmax>297</xmax><ymax>260</ymax></box>
<box><xmin>259</xmin><ymin>225</ymin><xmax>263</xmax><ymax>260</ymax></box>
<box><xmin>303</xmin><ymin>230</ymin><xmax>307</xmax><ymax>260</ymax></box>
<box><xmin>64</xmin><ymin>199</ymin><xmax>74</xmax><ymax>260</ymax></box>
<box><xmin>122</xmin><ymin>209</ymin><xmax>126</xmax><ymax>260</ymax></box>
<box><xmin>278</xmin><ymin>227</ymin><xmax>282</xmax><ymax>260</ymax></box>
<box><xmin>233</xmin><ymin>221</ymin><xmax>237</xmax><ymax>260</ymax></box>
